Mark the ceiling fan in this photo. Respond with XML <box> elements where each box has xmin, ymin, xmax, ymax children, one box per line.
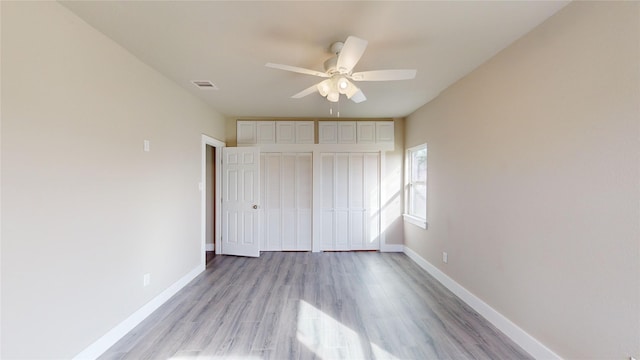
<box><xmin>266</xmin><ymin>36</ymin><xmax>417</xmax><ymax>103</ymax></box>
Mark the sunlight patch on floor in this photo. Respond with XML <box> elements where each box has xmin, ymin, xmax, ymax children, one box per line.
<box><xmin>169</xmin><ymin>355</ymin><xmax>262</xmax><ymax>360</ymax></box>
<box><xmin>296</xmin><ymin>300</ymin><xmax>399</xmax><ymax>360</ymax></box>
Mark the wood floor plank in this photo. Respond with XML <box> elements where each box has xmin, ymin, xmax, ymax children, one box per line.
<box><xmin>99</xmin><ymin>252</ymin><xmax>533</xmax><ymax>360</ymax></box>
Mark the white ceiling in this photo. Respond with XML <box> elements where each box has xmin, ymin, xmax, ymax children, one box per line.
<box><xmin>61</xmin><ymin>1</ymin><xmax>569</xmax><ymax>119</ymax></box>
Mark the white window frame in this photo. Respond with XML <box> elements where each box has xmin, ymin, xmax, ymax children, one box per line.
<box><xmin>404</xmin><ymin>143</ymin><xmax>428</xmax><ymax>229</ymax></box>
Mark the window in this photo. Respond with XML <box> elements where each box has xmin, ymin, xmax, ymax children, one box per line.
<box><xmin>404</xmin><ymin>144</ymin><xmax>427</xmax><ymax>228</ymax></box>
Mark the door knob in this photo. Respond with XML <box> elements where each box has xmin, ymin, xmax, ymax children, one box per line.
<box><xmin>253</xmin><ymin>205</ymin><xmax>258</xmax><ymax>209</ymax></box>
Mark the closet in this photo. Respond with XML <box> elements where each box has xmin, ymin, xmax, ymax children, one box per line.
<box><xmin>260</xmin><ymin>153</ymin><xmax>312</xmax><ymax>251</ymax></box>
<box><xmin>230</xmin><ymin>120</ymin><xmax>393</xmax><ymax>253</ymax></box>
<box><xmin>320</xmin><ymin>153</ymin><xmax>380</xmax><ymax>250</ymax></box>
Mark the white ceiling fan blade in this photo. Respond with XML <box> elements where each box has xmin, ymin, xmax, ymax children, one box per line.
<box><xmin>336</xmin><ymin>36</ymin><xmax>368</xmax><ymax>73</ymax></box>
<box><xmin>291</xmin><ymin>84</ymin><xmax>319</xmax><ymax>99</ymax></box>
<box><xmin>349</xmin><ymin>89</ymin><xmax>367</xmax><ymax>103</ymax></box>
<box><xmin>265</xmin><ymin>63</ymin><xmax>329</xmax><ymax>78</ymax></box>
<box><xmin>351</xmin><ymin>69</ymin><xmax>417</xmax><ymax>81</ymax></box>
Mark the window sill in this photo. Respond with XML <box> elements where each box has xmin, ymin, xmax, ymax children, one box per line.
<box><xmin>403</xmin><ymin>214</ymin><xmax>428</xmax><ymax>229</ymax></box>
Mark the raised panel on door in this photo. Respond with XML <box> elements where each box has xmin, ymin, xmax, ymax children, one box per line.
<box><xmin>295</xmin><ymin>121</ymin><xmax>315</xmax><ymax>144</ymax></box>
<box><xmin>237</xmin><ymin>121</ymin><xmax>256</xmax><ymax>145</ymax></box>
<box><xmin>337</xmin><ymin>122</ymin><xmax>356</xmax><ymax>144</ymax></box>
<box><xmin>357</xmin><ymin>122</ymin><xmax>376</xmax><ymax>144</ymax></box>
<box><xmin>256</xmin><ymin>121</ymin><xmax>276</xmax><ymax>144</ymax></box>
<box><xmin>276</xmin><ymin>121</ymin><xmax>295</xmax><ymax>144</ymax></box>
<box><xmin>319</xmin><ymin>122</ymin><xmax>337</xmax><ymax>144</ymax></box>
<box><xmin>375</xmin><ymin>122</ymin><xmax>394</xmax><ymax>144</ymax></box>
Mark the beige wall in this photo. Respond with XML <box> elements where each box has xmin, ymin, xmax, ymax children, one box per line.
<box><xmin>1</xmin><ymin>2</ymin><xmax>226</xmax><ymax>358</ymax></box>
<box><xmin>404</xmin><ymin>2</ymin><xmax>639</xmax><ymax>358</ymax></box>
<box><xmin>381</xmin><ymin>118</ymin><xmax>404</xmax><ymax>245</ymax></box>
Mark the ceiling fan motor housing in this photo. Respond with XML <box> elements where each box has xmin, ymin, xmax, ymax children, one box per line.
<box><xmin>323</xmin><ymin>56</ymin><xmax>338</xmax><ymax>74</ymax></box>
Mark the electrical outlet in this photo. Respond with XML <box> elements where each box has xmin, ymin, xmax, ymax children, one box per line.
<box><xmin>442</xmin><ymin>252</ymin><xmax>448</xmax><ymax>264</ymax></box>
<box><xmin>143</xmin><ymin>273</ymin><xmax>151</xmax><ymax>287</ymax></box>
<box><xmin>143</xmin><ymin>140</ymin><xmax>150</xmax><ymax>152</ymax></box>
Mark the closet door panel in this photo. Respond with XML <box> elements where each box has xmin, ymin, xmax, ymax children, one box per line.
<box><xmin>335</xmin><ymin>210</ymin><xmax>349</xmax><ymax>250</ymax></box>
<box><xmin>266</xmin><ymin>211</ymin><xmax>282</xmax><ymax>250</ymax></box>
<box><xmin>350</xmin><ymin>210</ymin><xmax>365</xmax><ymax>250</ymax></box>
<box><xmin>281</xmin><ymin>154</ymin><xmax>296</xmax><ymax>208</ymax></box>
<box><xmin>296</xmin><ymin>154</ymin><xmax>313</xmax><ymax>250</ymax></box>
<box><xmin>335</xmin><ymin>154</ymin><xmax>349</xmax><ymax>209</ymax></box>
<box><xmin>322</xmin><ymin>211</ymin><xmax>335</xmax><ymax>250</ymax></box>
<box><xmin>263</xmin><ymin>154</ymin><xmax>282</xmax><ymax>250</ymax></box>
<box><xmin>297</xmin><ymin>210</ymin><xmax>312</xmax><ymax>250</ymax></box>
<box><xmin>320</xmin><ymin>154</ymin><xmax>335</xmax><ymax>250</ymax></box>
<box><xmin>281</xmin><ymin>210</ymin><xmax>296</xmax><ymax>250</ymax></box>
<box><xmin>349</xmin><ymin>154</ymin><xmax>364</xmax><ymax>208</ymax></box>
<box><xmin>297</xmin><ymin>154</ymin><xmax>312</xmax><ymax>209</ymax></box>
<box><xmin>321</xmin><ymin>155</ymin><xmax>334</xmax><ymax>209</ymax></box>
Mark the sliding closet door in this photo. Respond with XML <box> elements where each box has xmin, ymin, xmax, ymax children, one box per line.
<box><xmin>260</xmin><ymin>152</ymin><xmax>312</xmax><ymax>251</ymax></box>
<box><xmin>320</xmin><ymin>152</ymin><xmax>380</xmax><ymax>251</ymax></box>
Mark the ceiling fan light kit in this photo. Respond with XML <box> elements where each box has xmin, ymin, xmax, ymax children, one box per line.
<box><xmin>266</xmin><ymin>36</ymin><xmax>416</xmax><ymax>104</ymax></box>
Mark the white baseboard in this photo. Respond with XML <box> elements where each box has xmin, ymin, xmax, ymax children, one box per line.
<box><xmin>205</xmin><ymin>243</ymin><xmax>214</xmax><ymax>251</ymax></box>
<box><xmin>403</xmin><ymin>246</ymin><xmax>561</xmax><ymax>360</ymax></box>
<box><xmin>380</xmin><ymin>244</ymin><xmax>404</xmax><ymax>252</ymax></box>
<box><xmin>73</xmin><ymin>264</ymin><xmax>205</xmax><ymax>360</ymax></box>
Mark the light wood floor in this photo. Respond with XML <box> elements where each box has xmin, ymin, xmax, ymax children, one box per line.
<box><xmin>100</xmin><ymin>252</ymin><xmax>532</xmax><ymax>360</ymax></box>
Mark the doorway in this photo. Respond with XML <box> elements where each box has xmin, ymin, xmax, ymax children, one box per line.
<box><xmin>201</xmin><ymin>135</ymin><xmax>225</xmax><ymax>267</ymax></box>
<box><xmin>205</xmin><ymin>144</ymin><xmax>216</xmax><ymax>264</ymax></box>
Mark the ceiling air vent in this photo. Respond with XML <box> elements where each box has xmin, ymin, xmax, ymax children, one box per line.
<box><xmin>191</xmin><ymin>80</ymin><xmax>218</xmax><ymax>90</ymax></box>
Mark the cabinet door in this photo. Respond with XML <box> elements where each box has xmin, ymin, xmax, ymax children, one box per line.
<box><xmin>318</xmin><ymin>122</ymin><xmax>337</xmax><ymax>144</ymax></box>
<box><xmin>256</xmin><ymin>121</ymin><xmax>275</xmax><ymax>144</ymax></box>
<box><xmin>357</xmin><ymin>122</ymin><xmax>376</xmax><ymax>144</ymax></box>
<box><xmin>375</xmin><ymin>121</ymin><xmax>394</xmax><ymax>144</ymax></box>
<box><xmin>276</xmin><ymin>121</ymin><xmax>295</xmax><ymax>144</ymax></box>
<box><xmin>337</xmin><ymin>122</ymin><xmax>356</xmax><ymax>144</ymax></box>
<box><xmin>237</xmin><ymin>121</ymin><xmax>256</xmax><ymax>145</ymax></box>
<box><xmin>295</xmin><ymin>121</ymin><xmax>315</xmax><ymax>144</ymax></box>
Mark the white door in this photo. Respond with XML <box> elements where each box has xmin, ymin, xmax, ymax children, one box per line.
<box><xmin>260</xmin><ymin>153</ymin><xmax>312</xmax><ymax>251</ymax></box>
<box><xmin>320</xmin><ymin>152</ymin><xmax>380</xmax><ymax>251</ymax></box>
<box><xmin>221</xmin><ymin>147</ymin><xmax>260</xmax><ymax>257</ymax></box>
